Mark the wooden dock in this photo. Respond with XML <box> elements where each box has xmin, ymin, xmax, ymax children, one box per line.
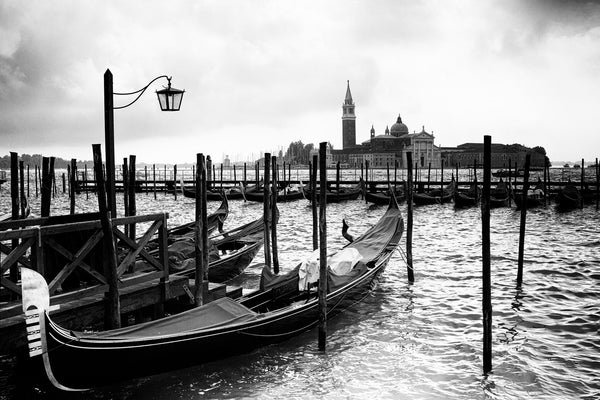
<box><xmin>0</xmin><ymin>211</ymin><xmax>246</xmax><ymax>356</ymax></box>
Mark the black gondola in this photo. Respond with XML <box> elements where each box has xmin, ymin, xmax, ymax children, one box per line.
<box><xmin>20</xmin><ymin>195</ymin><xmax>403</xmax><ymax>391</ymax></box>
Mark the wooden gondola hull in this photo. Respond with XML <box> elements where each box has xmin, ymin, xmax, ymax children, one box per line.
<box><xmin>513</xmin><ymin>194</ymin><xmax>543</xmax><ymax>208</ymax></box>
<box><xmin>244</xmin><ymin>189</ymin><xmax>305</xmax><ymax>203</ymax></box>
<box><xmin>38</xmin><ymin>250</ymin><xmax>391</xmax><ymax>389</ymax></box>
<box><xmin>556</xmin><ymin>185</ymin><xmax>581</xmax><ymax>211</ymax></box>
<box><xmin>489</xmin><ymin>196</ymin><xmax>509</xmax><ymax>208</ymax></box>
<box><xmin>365</xmin><ymin>191</ymin><xmax>405</xmax><ymax>205</ymax></box>
<box><xmin>207</xmin><ymin>239</ymin><xmax>263</xmax><ymax>282</ymax></box>
<box><xmin>22</xmin><ymin>196</ymin><xmax>403</xmax><ymax>390</ymax></box>
<box><xmin>454</xmin><ymin>192</ymin><xmax>478</xmax><ymax>208</ymax></box>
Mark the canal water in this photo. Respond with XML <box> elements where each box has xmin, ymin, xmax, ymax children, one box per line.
<box><xmin>0</xmin><ymin>168</ymin><xmax>598</xmax><ymax>399</ymax></box>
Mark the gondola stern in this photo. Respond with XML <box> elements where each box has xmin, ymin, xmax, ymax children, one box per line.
<box><xmin>19</xmin><ymin>267</ymin><xmax>90</xmax><ymax>392</ymax></box>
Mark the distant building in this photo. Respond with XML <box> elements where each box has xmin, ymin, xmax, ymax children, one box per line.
<box><xmin>441</xmin><ymin>143</ymin><xmax>546</xmax><ymax>169</ymax></box>
<box><xmin>332</xmin><ymin>81</ymin><xmax>442</xmax><ymax>168</ymax></box>
<box><xmin>223</xmin><ymin>155</ymin><xmax>231</xmax><ymax>168</ymax></box>
<box><xmin>331</xmin><ymin>81</ymin><xmax>547</xmax><ymax>169</ymax></box>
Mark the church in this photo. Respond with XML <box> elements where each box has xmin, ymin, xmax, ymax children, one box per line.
<box><xmin>331</xmin><ymin>81</ymin><xmax>443</xmax><ymax>168</ymax></box>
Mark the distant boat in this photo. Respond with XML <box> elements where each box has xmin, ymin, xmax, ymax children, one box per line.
<box><xmin>563</xmin><ymin>163</ymin><xmax>571</xmax><ymax>168</ymax></box>
<box><xmin>489</xmin><ymin>179</ymin><xmax>510</xmax><ymax>208</ymax></box>
<box><xmin>492</xmin><ymin>169</ymin><xmax>523</xmax><ymax>178</ymax></box>
<box><xmin>513</xmin><ymin>178</ymin><xmax>544</xmax><ymax>209</ymax></box>
<box><xmin>556</xmin><ymin>183</ymin><xmax>581</xmax><ymax>211</ymax></box>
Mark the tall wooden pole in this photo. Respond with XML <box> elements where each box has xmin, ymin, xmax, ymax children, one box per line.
<box><xmin>70</xmin><ymin>159</ymin><xmax>76</xmax><ymax>214</ymax></box>
<box><xmin>263</xmin><ymin>153</ymin><xmax>272</xmax><ymax>269</ymax></box>
<box><xmin>123</xmin><ymin>159</ymin><xmax>129</xmax><ymax>236</ymax></box>
<box><xmin>19</xmin><ymin>161</ymin><xmax>26</xmax><ymax>218</ymax></box>
<box><xmin>104</xmin><ymin>69</ymin><xmax>116</xmax><ymax>218</ymax></box>
<box><xmin>406</xmin><ymin>152</ymin><xmax>414</xmax><ymax>282</ymax></box>
<box><xmin>271</xmin><ymin>156</ymin><xmax>279</xmax><ymax>274</ymax></box>
<box><xmin>580</xmin><ymin>158</ymin><xmax>585</xmax><ymax>209</ymax></box>
<box><xmin>35</xmin><ymin>164</ymin><xmax>39</xmax><ymax>198</ymax></box>
<box><xmin>84</xmin><ymin>164</ymin><xmax>89</xmax><ymax>200</ymax></box>
<box><xmin>318</xmin><ymin>142</ymin><xmax>328</xmax><ymax>350</ymax></box>
<box><xmin>173</xmin><ymin>164</ymin><xmax>178</xmax><ymax>200</ymax></box>
<box><xmin>596</xmin><ymin>158</ymin><xmax>600</xmax><ymax>210</ymax></box>
<box><xmin>312</xmin><ymin>154</ymin><xmax>318</xmax><ymax>250</ymax></box>
<box><xmin>128</xmin><ymin>155</ymin><xmax>137</xmax><ymax>245</ymax></box>
<box><xmin>195</xmin><ymin>153</ymin><xmax>208</xmax><ymax>306</ymax></box>
<box><xmin>517</xmin><ymin>154</ymin><xmax>531</xmax><ymax>287</ymax></box>
<box><xmin>482</xmin><ymin>135</ymin><xmax>492</xmax><ymax>374</ymax></box>
<box><xmin>153</xmin><ymin>164</ymin><xmax>157</xmax><ymax>199</ymax></box>
<box><xmin>10</xmin><ymin>153</ymin><xmax>19</xmax><ymax>286</ymax></box>
<box><xmin>92</xmin><ymin>144</ymin><xmax>120</xmax><ymax>329</ymax></box>
<box><xmin>40</xmin><ymin>157</ymin><xmax>51</xmax><ymax>217</ymax></box>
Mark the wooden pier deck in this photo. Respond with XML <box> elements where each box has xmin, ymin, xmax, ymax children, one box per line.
<box><xmin>0</xmin><ymin>211</ymin><xmax>248</xmax><ymax>356</ymax></box>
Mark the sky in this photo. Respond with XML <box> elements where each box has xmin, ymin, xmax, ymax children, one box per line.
<box><xmin>1</xmin><ymin>0</ymin><xmax>600</xmax><ymax>164</ymax></box>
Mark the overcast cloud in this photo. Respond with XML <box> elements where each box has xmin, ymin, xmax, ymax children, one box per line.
<box><xmin>1</xmin><ymin>0</ymin><xmax>599</xmax><ymax>163</ymax></box>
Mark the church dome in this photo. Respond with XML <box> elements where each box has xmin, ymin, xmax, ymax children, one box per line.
<box><xmin>390</xmin><ymin>114</ymin><xmax>409</xmax><ymax>137</ymax></box>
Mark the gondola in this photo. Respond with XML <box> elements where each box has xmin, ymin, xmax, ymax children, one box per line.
<box><xmin>412</xmin><ymin>179</ymin><xmax>456</xmax><ymax>206</ymax></box>
<box><xmin>513</xmin><ymin>178</ymin><xmax>544</xmax><ymax>209</ymax></box>
<box><xmin>489</xmin><ymin>179</ymin><xmax>510</xmax><ymax>208</ymax></box>
<box><xmin>183</xmin><ymin>184</ymin><xmax>255</xmax><ymax>201</ymax></box>
<box><xmin>364</xmin><ymin>186</ymin><xmax>406</xmax><ymax>205</ymax></box>
<box><xmin>492</xmin><ymin>169</ymin><xmax>523</xmax><ymax>178</ymax></box>
<box><xmin>556</xmin><ymin>183</ymin><xmax>581</xmax><ymax>211</ymax></box>
<box><xmin>166</xmin><ymin>195</ymin><xmax>229</xmax><ymax>238</ymax></box>
<box><xmin>166</xmin><ymin>216</ymin><xmax>266</xmax><ymax>283</ymax></box>
<box><xmin>20</xmin><ymin>195</ymin><xmax>403</xmax><ymax>390</ymax></box>
<box><xmin>454</xmin><ymin>182</ymin><xmax>480</xmax><ymax>208</ymax></box>
<box><xmin>244</xmin><ymin>184</ymin><xmax>306</xmax><ymax>203</ymax></box>
<box><xmin>307</xmin><ymin>179</ymin><xmax>365</xmax><ymax>203</ymax></box>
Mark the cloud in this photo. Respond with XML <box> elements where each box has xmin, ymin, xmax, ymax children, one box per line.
<box><xmin>1</xmin><ymin>0</ymin><xmax>599</xmax><ymax>162</ymax></box>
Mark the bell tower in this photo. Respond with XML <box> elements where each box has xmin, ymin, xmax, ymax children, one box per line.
<box><xmin>342</xmin><ymin>80</ymin><xmax>356</xmax><ymax>149</ymax></box>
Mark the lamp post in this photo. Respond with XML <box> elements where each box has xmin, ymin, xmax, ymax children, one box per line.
<box><xmin>104</xmin><ymin>69</ymin><xmax>184</xmax><ymax>217</ymax></box>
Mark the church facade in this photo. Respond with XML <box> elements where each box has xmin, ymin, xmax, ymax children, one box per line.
<box><xmin>331</xmin><ymin>81</ymin><xmax>443</xmax><ymax>168</ymax></box>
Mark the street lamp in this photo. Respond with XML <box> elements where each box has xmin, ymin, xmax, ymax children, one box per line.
<box><xmin>104</xmin><ymin>69</ymin><xmax>185</xmax><ymax>217</ymax></box>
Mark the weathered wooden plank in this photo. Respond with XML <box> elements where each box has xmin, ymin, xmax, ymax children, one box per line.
<box><xmin>40</xmin><ymin>220</ymin><xmax>101</xmax><ymax>235</ymax></box>
<box><xmin>0</xmin><ymin>228</ymin><xmax>38</xmax><ymax>242</ymax></box>
<box><xmin>115</xmin><ymin>219</ymin><xmax>162</xmax><ymax>276</ymax></box>
<box><xmin>0</xmin><ymin>237</ymin><xmax>35</xmax><ymax>274</ymax></box>
<box><xmin>112</xmin><ymin>229</ymin><xmax>163</xmax><ymax>272</ymax></box>
<box><xmin>0</xmin><ymin>277</ymin><xmax>21</xmax><ymax>295</ymax></box>
<box><xmin>0</xmin><ymin>241</ymin><xmax>31</xmax><ymax>268</ymax></box>
<box><xmin>113</xmin><ymin>213</ymin><xmax>169</xmax><ymax>225</ymax></box>
<box><xmin>45</xmin><ymin>231</ymin><xmax>105</xmax><ymax>293</ymax></box>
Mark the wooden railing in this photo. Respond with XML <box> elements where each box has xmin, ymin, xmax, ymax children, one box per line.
<box><xmin>0</xmin><ymin>212</ymin><xmax>169</xmax><ymax>307</ymax></box>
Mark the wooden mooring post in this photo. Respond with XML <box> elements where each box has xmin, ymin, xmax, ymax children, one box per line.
<box><xmin>482</xmin><ymin>135</ymin><xmax>492</xmax><ymax>374</ymax></box>
<box><xmin>263</xmin><ymin>153</ymin><xmax>272</xmax><ymax>269</ymax></box>
<box><xmin>153</xmin><ymin>164</ymin><xmax>157</xmax><ymax>199</ymax></box>
<box><xmin>19</xmin><ymin>161</ymin><xmax>26</xmax><ymax>218</ymax></box>
<box><xmin>318</xmin><ymin>142</ymin><xmax>328</xmax><ymax>351</ymax></box>
<box><xmin>312</xmin><ymin>155</ymin><xmax>318</xmax><ymax>250</ymax></box>
<box><xmin>580</xmin><ymin>158</ymin><xmax>585</xmax><ymax>209</ymax></box>
<box><xmin>194</xmin><ymin>153</ymin><xmax>208</xmax><ymax>306</ymax></box>
<box><xmin>271</xmin><ymin>155</ymin><xmax>279</xmax><ymax>274</ymax></box>
<box><xmin>173</xmin><ymin>164</ymin><xmax>178</xmax><ymax>200</ymax></box>
<box><xmin>10</xmin><ymin>153</ymin><xmax>19</xmax><ymax>287</ymax></box>
<box><xmin>128</xmin><ymin>155</ymin><xmax>137</xmax><ymax>259</ymax></box>
<box><xmin>406</xmin><ymin>152</ymin><xmax>414</xmax><ymax>283</ymax></box>
<box><xmin>41</xmin><ymin>157</ymin><xmax>52</xmax><ymax>217</ymax></box>
<box><xmin>517</xmin><ymin>153</ymin><xmax>531</xmax><ymax>287</ymax></box>
<box><xmin>123</xmin><ymin>159</ymin><xmax>129</xmax><ymax>231</ymax></box>
<box><xmin>596</xmin><ymin>158</ymin><xmax>600</xmax><ymax>210</ymax></box>
<box><xmin>70</xmin><ymin>159</ymin><xmax>76</xmax><ymax>214</ymax></box>
<box><xmin>92</xmin><ymin>144</ymin><xmax>121</xmax><ymax>329</ymax></box>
